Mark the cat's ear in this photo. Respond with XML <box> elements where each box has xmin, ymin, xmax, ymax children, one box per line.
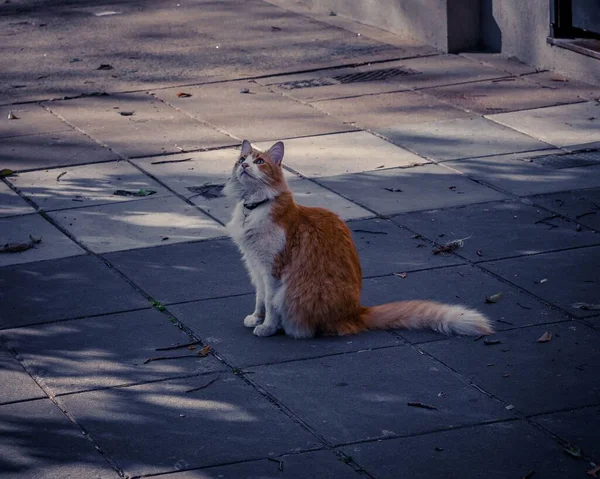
<box><xmin>268</xmin><ymin>141</ymin><xmax>284</xmax><ymax>165</ymax></box>
<box><xmin>240</xmin><ymin>139</ymin><xmax>252</xmax><ymax>157</ymax></box>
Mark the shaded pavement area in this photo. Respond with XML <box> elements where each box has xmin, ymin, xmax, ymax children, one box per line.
<box><xmin>1</xmin><ymin>1</ymin><xmax>600</xmax><ymax>478</ymax></box>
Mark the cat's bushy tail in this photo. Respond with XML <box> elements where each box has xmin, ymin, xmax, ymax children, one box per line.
<box><xmin>360</xmin><ymin>300</ymin><xmax>493</xmax><ymax>336</ymax></box>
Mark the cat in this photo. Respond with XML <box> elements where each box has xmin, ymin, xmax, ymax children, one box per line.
<box><xmin>224</xmin><ymin>139</ymin><xmax>494</xmax><ymax>339</ymax></box>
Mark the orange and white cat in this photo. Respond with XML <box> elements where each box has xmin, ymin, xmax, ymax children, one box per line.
<box><xmin>224</xmin><ymin>139</ymin><xmax>494</xmax><ymax>339</ymax></box>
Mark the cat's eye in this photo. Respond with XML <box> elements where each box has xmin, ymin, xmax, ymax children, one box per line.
<box><xmin>255</xmin><ymin>158</ymin><xmax>265</xmax><ymax>165</ymax></box>
<box><xmin>238</xmin><ymin>157</ymin><xmax>245</xmax><ymax>164</ymax></box>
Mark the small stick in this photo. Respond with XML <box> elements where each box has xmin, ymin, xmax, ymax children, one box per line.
<box><xmin>185</xmin><ymin>376</ymin><xmax>219</xmax><ymax>393</ymax></box>
<box><xmin>352</xmin><ymin>229</ymin><xmax>388</xmax><ymax>235</ymax></box>
<box><xmin>268</xmin><ymin>458</ymin><xmax>284</xmax><ymax>471</ymax></box>
<box><xmin>534</xmin><ymin>215</ymin><xmax>560</xmax><ymax>224</ymax></box>
<box><xmin>143</xmin><ymin>354</ymin><xmax>200</xmax><ymax>364</ymax></box>
<box><xmin>575</xmin><ymin>211</ymin><xmax>597</xmax><ymax>219</ymax></box>
<box><xmin>495</xmin><ymin>319</ymin><xmax>514</xmax><ymax>325</ymax></box>
<box><xmin>151</xmin><ymin>158</ymin><xmax>192</xmax><ymax>165</ymax></box>
<box><xmin>156</xmin><ymin>340</ymin><xmax>202</xmax><ymax>351</ymax></box>
<box><xmin>56</xmin><ymin>171</ymin><xmax>67</xmax><ymax>182</ymax></box>
<box><xmin>407</xmin><ymin>401</ymin><xmax>437</xmax><ymax>410</ymax></box>
<box><xmin>516</xmin><ymin>302</ymin><xmax>531</xmax><ymax>310</ymax></box>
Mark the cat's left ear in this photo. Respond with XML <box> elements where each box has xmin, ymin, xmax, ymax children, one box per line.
<box><xmin>268</xmin><ymin>141</ymin><xmax>284</xmax><ymax>165</ymax></box>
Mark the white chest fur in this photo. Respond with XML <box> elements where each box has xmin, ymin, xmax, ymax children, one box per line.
<box><xmin>227</xmin><ymin>202</ymin><xmax>286</xmax><ymax>271</ymax></box>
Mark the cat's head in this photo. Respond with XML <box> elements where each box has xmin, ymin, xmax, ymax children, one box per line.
<box><xmin>223</xmin><ymin>140</ymin><xmax>288</xmax><ymax>202</ymax></box>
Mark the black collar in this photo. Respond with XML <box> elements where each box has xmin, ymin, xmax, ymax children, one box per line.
<box><xmin>243</xmin><ymin>198</ymin><xmax>270</xmax><ymax>211</ymax></box>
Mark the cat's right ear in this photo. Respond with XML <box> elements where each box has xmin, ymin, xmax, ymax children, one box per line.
<box><xmin>240</xmin><ymin>140</ymin><xmax>252</xmax><ymax>157</ymax></box>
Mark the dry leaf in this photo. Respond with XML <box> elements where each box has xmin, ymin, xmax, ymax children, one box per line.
<box><xmin>177</xmin><ymin>92</ymin><xmax>192</xmax><ymax>98</ymax></box>
<box><xmin>432</xmin><ymin>237</ymin><xmax>468</xmax><ymax>255</ymax></box>
<box><xmin>97</xmin><ymin>64</ymin><xmax>113</xmax><ymax>70</ymax></box>
<box><xmin>240</xmin><ymin>88</ymin><xmax>250</xmax><ymax>94</ymax></box>
<box><xmin>538</xmin><ymin>278</ymin><xmax>548</xmax><ymax>284</ymax></box>
<box><xmin>476</xmin><ymin>249</ymin><xmax>483</xmax><ymax>257</ymax></box>
<box><xmin>537</xmin><ymin>331</ymin><xmax>552</xmax><ymax>343</ymax></box>
<box><xmin>119</xmin><ymin>111</ymin><xmax>134</xmax><ymax>116</ymax></box>
<box><xmin>572</xmin><ymin>302</ymin><xmax>600</xmax><ymax>311</ymax></box>
<box><xmin>0</xmin><ymin>235</ymin><xmax>41</xmax><ymax>254</ymax></box>
<box><xmin>198</xmin><ymin>345</ymin><xmax>211</xmax><ymax>357</ymax></box>
<box><xmin>394</xmin><ymin>272</ymin><xmax>408</xmax><ymax>278</ymax></box>
<box><xmin>0</xmin><ymin>168</ymin><xmax>16</xmax><ymax>177</ymax></box>
<box><xmin>563</xmin><ymin>444</ymin><xmax>581</xmax><ymax>458</ymax></box>
<box><xmin>7</xmin><ymin>111</ymin><xmax>19</xmax><ymax>120</ymax></box>
<box><xmin>384</xmin><ymin>187</ymin><xmax>403</xmax><ymax>193</ymax></box>
<box><xmin>587</xmin><ymin>465</ymin><xmax>600</xmax><ymax>477</ymax></box>
<box><xmin>483</xmin><ymin>338</ymin><xmax>501</xmax><ymax>346</ymax></box>
<box><xmin>407</xmin><ymin>401</ymin><xmax>437</xmax><ymax>410</ymax></box>
<box><xmin>485</xmin><ymin>292</ymin><xmax>504</xmax><ymax>304</ymax></box>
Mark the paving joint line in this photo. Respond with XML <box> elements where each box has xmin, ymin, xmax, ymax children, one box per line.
<box><xmin>0</xmin><ymin>335</ymin><xmax>127</xmax><ymax>477</ymax></box>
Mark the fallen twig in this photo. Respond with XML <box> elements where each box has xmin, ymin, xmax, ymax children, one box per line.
<box><xmin>268</xmin><ymin>458</ymin><xmax>284</xmax><ymax>471</ymax></box>
<box><xmin>56</xmin><ymin>171</ymin><xmax>67</xmax><ymax>182</ymax></box>
<box><xmin>156</xmin><ymin>340</ymin><xmax>202</xmax><ymax>351</ymax></box>
<box><xmin>150</xmin><ymin>158</ymin><xmax>192</xmax><ymax>165</ymax></box>
<box><xmin>516</xmin><ymin>302</ymin><xmax>531</xmax><ymax>310</ymax></box>
<box><xmin>534</xmin><ymin>215</ymin><xmax>560</xmax><ymax>224</ymax></box>
<box><xmin>144</xmin><ymin>354</ymin><xmax>201</xmax><ymax>364</ymax></box>
<box><xmin>185</xmin><ymin>376</ymin><xmax>220</xmax><ymax>393</ymax></box>
<box><xmin>576</xmin><ymin>211</ymin><xmax>597</xmax><ymax>220</ymax></box>
<box><xmin>352</xmin><ymin>229</ymin><xmax>388</xmax><ymax>235</ymax></box>
<box><xmin>407</xmin><ymin>401</ymin><xmax>437</xmax><ymax>410</ymax></box>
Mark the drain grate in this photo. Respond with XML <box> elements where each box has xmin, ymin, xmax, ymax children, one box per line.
<box><xmin>529</xmin><ymin>150</ymin><xmax>600</xmax><ymax>169</ymax></box>
<box><xmin>332</xmin><ymin>67</ymin><xmax>419</xmax><ymax>84</ymax></box>
<box><xmin>275</xmin><ymin>66</ymin><xmax>420</xmax><ymax>90</ymax></box>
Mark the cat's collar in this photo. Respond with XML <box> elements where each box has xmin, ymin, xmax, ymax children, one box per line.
<box><xmin>243</xmin><ymin>198</ymin><xmax>270</xmax><ymax>211</ymax></box>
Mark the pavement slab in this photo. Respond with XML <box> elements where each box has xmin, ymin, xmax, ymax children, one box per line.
<box><xmin>522</xmin><ymin>71</ymin><xmax>600</xmax><ymax>101</ymax></box>
<box><xmin>169</xmin><ymin>295</ymin><xmax>399</xmax><ymax>368</ymax></box>
<box><xmin>376</xmin><ymin>116</ymin><xmax>552</xmax><ymax>161</ymax></box>
<box><xmin>0</xmin><ymin>130</ymin><xmax>119</xmax><ymax>172</ymax></box>
<box><xmin>151</xmin><ymin>81</ymin><xmax>354</xmax><ymax>143</ymax></box>
<box><xmin>530</xmin><ymin>187</ymin><xmax>600</xmax><ymax>231</ymax></box>
<box><xmin>444</xmin><ymin>151</ymin><xmax>600</xmax><ymax>196</ymax></box>
<box><xmin>0</xmin><ymin>346</ymin><xmax>45</xmax><ymax>405</ymax></box>
<box><xmin>488</xmin><ymin>101</ymin><xmax>600</xmax><ymax>149</ymax></box>
<box><xmin>104</xmin><ymin>239</ymin><xmax>251</xmax><ymax>305</ymax></box>
<box><xmin>361</xmin><ymin>265</ymin><xmax>567</xmax><ymax>343</ymax></box>
<box><xmin>48</xmin><ymin>196</ymin><xmax>226</xmax><ymax>254</ymax></box>
<box><xmin>248</xmin><ymin>347</ymin><xmax>510</xmax><ymax>445</ymax></box>
<box><xmin>480</xmin><ymin>246</ymin><xmax>600</xmax><ymax>318</ymax></box>
<box><xmin>260</xmin><ymin>54</ymin><xmax>510</xmax><ymax>103</ymax></box>
<box><xmin>0</xmin><ymin>104</ymin><xmax>70</xmax><ymax>139</ymax></box>
<box><xmin>420</xmin><ymin>322</ymin><xmax>600</xmax><ymax>415</ymax></box>
<box><xmin>1</xmin><ymin>309</ymin><xmax>224</xmax><ymax>395</ymax></box>
<box><xmin>317</xmin><ymin>164</ymin><xmax>508</xmax><ymax>216</ymax></box>
<box><xmin>535</xmin><ymin>406</ymin><xmax>600</xmax><ymax>463</ymax></box>
<box><xmin>342</xmin><ymin>420</ymin><xmax>586</xmax><ymax>479</ymax></box>
<box><xmin>0</xmin><ymin>399</ymin><xmax>119</xmax><ymax>479</ymax></box>
<box><xmin>0</xmin><ymin>182</ymin><xmax>36</xmax><ymax>218</ymax></box>
<box><xmin>46</xmin><ymin>93</ymin><xmax>235</xmax><ymax>158</ymax></box>
<box><xmin>311</xmin><ymin>91</ymin><xmax>470</xmax><ymax>130</ymax></box>
<box><xmin>133</xmin><ymin>149</ymin><xmax>371</xmax><ymax>222</ymax></box>
<box><xmin>8</xmin><ymin>160</ymin><xmax>170</xmax><ymax>211</ymax></box>
<box><xmin>460</xmin><ymin>53</ymin><xmax>541</xmax><ymax>76</ymax></box>
<box><xmin>348</xmin><ymin>218</ymin><xmax>465</xmax><ymax>277</ymax></box>
<box><xmin>392</xmin><ymin>200</ymin><xmax>600</xmax><ymax>263</ymax></box>
<box><xmin>157</xmin><ymin>449</ymin><xmax>357</xmax><ymax>478</ymax></box>
<box><xmin>0</xmin><ymin>255</ymin><xmax>148</xmax><ymax>329</ymax></box>
<box><xmin>0</xmin><ymin>214</ymin><xmax>85</xmax><ymax>267</ymax></box>
<box><xmin>0</xmin><ymin>0</ymin><xmax>411</xmax><ymax>105</ymax></box>
<box><xmin>56</xmin><ymin>375</ymin><xmax>320</xmax><ymax>477</ymax></box>
<box><xmin>422</xmin><ymin>77</ymin><xmax>587</xmax><ymax>115</ymax></box>
<box><xmin>256</xmin><ymin>131</ymin><xmax>428</xmax><ymax>177</ymax></box>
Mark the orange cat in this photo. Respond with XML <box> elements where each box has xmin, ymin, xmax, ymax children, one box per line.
<box><xmin>224</xmin><ymin>140</ymin><xmax>494</xmax><ymax>339</ymax></box>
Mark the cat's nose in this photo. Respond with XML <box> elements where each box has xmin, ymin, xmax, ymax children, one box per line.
<box><xmin>241</xmin><ymin>163</ymin><xmax>249</xmax><ymax>169</ymax></box>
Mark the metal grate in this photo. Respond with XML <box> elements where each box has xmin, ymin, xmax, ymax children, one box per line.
<box><xmin>332</xmin><ymin>67</ymin><xmax>419</xmax><ymax>84</ymax></box>
<box><xmin>275</xmin><ymin>66</ymin><xmax>420</xmax><ymax>90</ymax></box>
<box><xmin>530</xmin><ymin>150</ymin><xmax>600</xmax><ymax>169</ymax></box>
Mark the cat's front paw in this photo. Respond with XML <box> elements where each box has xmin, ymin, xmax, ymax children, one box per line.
<box><xmin>244</xmin><ymin>314</ymin><xmax>263</xmax><ymax>328</ymax></box>
<box><xmin>253</xmin><ymin>323</ymin><xmax>278</xmax><ymax>337</ymax></box>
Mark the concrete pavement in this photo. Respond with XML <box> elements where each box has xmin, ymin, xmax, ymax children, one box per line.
<box><xmin>1</xmin><ymin>1</ymin><xmax>600</xmax><ymax>478</ymax></box>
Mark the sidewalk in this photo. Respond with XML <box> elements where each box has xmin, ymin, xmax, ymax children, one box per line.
<box><xmin>1</xmin><ymin>1</ymin><xmax>600</xmax><ymax>478</ymax></box>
